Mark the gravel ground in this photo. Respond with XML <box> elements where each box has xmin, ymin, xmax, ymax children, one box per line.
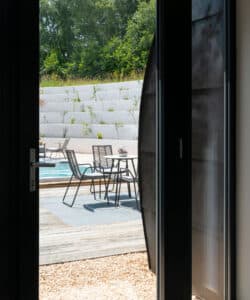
<box><xmin>40</xmin><ymin>252</ymin><xmax>156</xmax><ymax>300</ymax></box>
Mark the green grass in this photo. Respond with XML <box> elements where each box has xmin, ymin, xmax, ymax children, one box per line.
<box><xmin>40</xmin><ymin>74</ymin><xmax>144</xmax><ymax>87</ymax></box>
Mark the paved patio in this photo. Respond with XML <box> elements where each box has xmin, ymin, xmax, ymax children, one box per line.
<box><xmin>40</xmin><ymin>186</ymin><xmax>145</xmax><ymax>265</ymax></box>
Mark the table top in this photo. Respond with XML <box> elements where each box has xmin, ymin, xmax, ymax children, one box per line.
<box><xmin>104</xmin><ymin>154</ymin><xmax>138</xmax><ymax>160</ymax></box>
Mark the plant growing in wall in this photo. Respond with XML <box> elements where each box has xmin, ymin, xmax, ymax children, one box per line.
<box><xmin>119</xmin><ymin>86</ymin><xmax>129</xmax><ymax>100</ymax></box>
<box><xmin>40</xmin><ymin>133</ymin><xmax>45</xmax><ymax>140</ymax></box>
<box><xmin>87</xmin><ymin>105</ymin><xmax>96</xmax><ymax>123</ymax></box>
<box><xmin>91</xmin><ymin>85</ymin><xmax>97</xmax><ymax>101</ymax></box>
<box><xmin>99</xmin><ymin>120</ymin><xmax>106</xmax><ymax>124</ymax></box>
<box><xmin>62</xmin><ymin>126</ymin><xmax>68</xmax><ymax>138</ymax></box>
<box><xmin>39</xmin><ymin>133</ymin><xmax>45</xmax><ymax>145</ymax></box>
<box><xmin>71</xmin><ymin>89</ymin><xmax>81</xmax><ymax>112</ymax></box>
<box><xmin>107</xmin><ymin>107</ymin><xmax>114</xmax><ymax>112</ymax></box>
<box><xmin>80</xmin><ymin>104</ymin><xmax>85</xmax><ymax>112</ymax></box>
<box><xmin>128</xmin><ymin>97</ymin><xmax>139</xmax><ymax>124</ymax></box>
<box><xmin>82</xmin><ymin>122</ymin><xmax>92</xmax><ymax>137</ymax></box>
<box><xmin>70</xmin><ymin>117</ymin><xmax>76</xmax><ymax>124</ymax></box>
<box><xmin>96</xmin><ymin>132</ymin><xmax>103</xmax><ymax>139</ymax></box>
<box><xmin>62</xmin><ymin>111</ymin><xmax>68</xmax><ymax>123</ymax></box>
<box><xmin>64</xmin><ymin>89</ymin><xmax>70</xmax><ymax>102</ymax></box>
<box><xmin>123</xmin><ymin>95</ymin><xmax>129</xmax><ymax>100</ymax></box>
<box><xmin>114</xmin><ymin>122</ymin><xmax>124</xmax><ymax>139</ymax></box>
<box><xmin>43</xmin><ymin>115</ymin><xmax>48</xmax><ymax>123</ymax></box>
<box><xmin>119</xmin><ymin>86</ymin><xmax>128</xmax><ymax>91</ymax></box>
<box><xmin>72</xmin><ymin>88</ymin><xmax>81</xmax><ymax>103</ymax></box>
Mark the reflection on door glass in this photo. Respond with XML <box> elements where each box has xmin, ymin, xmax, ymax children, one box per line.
<box><xmin>192</xmin><ymin>0</ymin><xmax>225</xmax><ymax>299</ymax></box>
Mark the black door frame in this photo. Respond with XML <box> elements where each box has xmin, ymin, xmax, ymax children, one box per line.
<box><xmin>225</xmin><ymin>0</ymin><xmax>236</xmax><ymax>298</ymax></box>
<box><xmin>0</xmin><ymin>0</ymin><xmax>235</xmax><ymax>299</ymax></box>
<box><xmin>1</xmin><ymin>0</ymin><xmax>39</xmax><ymax>299</ymax></box>
<box><xmin>157</xmin><ymin>0</ymin><xmax>192</xmax><ymax>299</ymax></box>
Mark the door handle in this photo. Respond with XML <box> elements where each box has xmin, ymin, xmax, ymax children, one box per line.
<box><xmin>31</xmin><ymin>162</ymin><xmax>55</xmax><ymax>168</ymax></box>
<box><xmin>30</xmin><ymin>148</ymin><xmax>56</xmax><ymax>192</ymax></box>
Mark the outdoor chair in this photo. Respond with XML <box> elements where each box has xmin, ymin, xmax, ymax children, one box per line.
<box><xmin>62</xmin><ymin>149</ymin><xmax>104</xmax><ymax>207</ymax></box>
<box><xmin>92</xmin><ymin>145</ymin><xmax>115</xmax><ymax>173</ymax></box>
<box><xmin>117</xmin><ymin>169</ymin><xmax>139</xmax><ymax>209</ymax></box>
<box><xmin>92</xmin><ymin>145</ymin><xmax>127</xmax><ymax>205</ymax></box>
<box><xmin>46</xmin><ymin>138</ymin><xmax>70</xmax><ymax>159</ymax></box>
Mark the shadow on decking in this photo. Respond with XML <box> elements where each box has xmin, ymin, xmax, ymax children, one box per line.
<box><xmin>39</xmin><ymin>188</ymin><xmax>145</xmax><ymax>265</ymax></box>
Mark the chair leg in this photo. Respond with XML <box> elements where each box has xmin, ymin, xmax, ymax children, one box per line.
<box><xmin>92</xmin><ymin>179</ymin><xmax>96</xmax><ymax>200</ymax></box>
<box><xmin>104</xmin><ymin>174</ymin><xmax>110</xmax><ymax>204</ymax></box>
<box><xmin>90</xmin><ymin>181</ymin><xmax>94</xmax><ymax>193</ymax></box>
<box><xmin>70</xmin><ymin>179</ymin><xmax>82</xmax><ymax>207</ymax></box>
<box><xmin>115</xmin><ymin>174</ymin><xmax>120</xmax><ymax>207</ymax></box>
<box><xmin>90</xmin><ymin>178</ymin><xmax>105</xmax><ymax>196</ymax></box>
<box><xmin>110</xmin><ymin>181</ymin><xmax>115</xmax><ymax>192</ymax></box>
<box><xmin>62</xmin><ymin>174</ymin><xmax>74</xmax><ymax>205</ymax></box>
<box><xmin>133</xmin><ymin>181</ymin><xmax>139</xmax><ymax>210</ymax></box>
<box><xmin>99</xmin><ymin>179</ymin><xmax>101</xmax><ymax>199</ymax></box>
<box><xmin>117</xmin><ymin>179</ymin><xmax>122</xmax><ymax>207</ymax></box>
<box><xmin>127</xmin><ymin>182</ymin><xmax>132</xmax><ymax>198</ymax></box>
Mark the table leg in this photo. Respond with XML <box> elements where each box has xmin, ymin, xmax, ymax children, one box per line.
<box><xmin>115</xmin><ymin>160</ymin><xmax>121</xmax><ymax>206</ymax></box>
<box><xmin>126</xmin><ymin>160</ymin><xmax>131</xmax><ymax>198</ymax></box>
<box><xmin>131</xmin><ymin>158</ymin><xmax>137</xmax><ymax>177</ymax></box>
<box><xmin>104</xmin><ymin>173</ymin><xmax>111</xmax><ymax>204</ymax></box>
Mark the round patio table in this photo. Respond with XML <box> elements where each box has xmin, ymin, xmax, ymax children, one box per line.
<box><xmin>103</xmin><ymin>154</ymin><xmax>138</xmax><ymax>206</ymax></box>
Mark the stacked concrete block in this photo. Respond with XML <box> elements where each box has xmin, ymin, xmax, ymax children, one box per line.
<box><xmin>39</xmin><ymin>80</ymin><xmax>143</xmax><ymax>140</ymax></box>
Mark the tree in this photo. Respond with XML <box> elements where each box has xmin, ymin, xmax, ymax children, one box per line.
<box><xmin>39</xmin><ymin>0</ymin><xmax>155</xmax><ymax>80</ymax></box>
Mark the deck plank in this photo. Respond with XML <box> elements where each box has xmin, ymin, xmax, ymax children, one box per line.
<box><xmin>39</xmin><ymin>189</ymin><xmax>146</xmax><ymax>265</ymax></box>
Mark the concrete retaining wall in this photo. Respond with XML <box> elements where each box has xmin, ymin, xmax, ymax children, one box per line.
<box><xmin>40</xmin><ymin>80</ymin><xmax>142</xmax><ymax>140</ymax></box>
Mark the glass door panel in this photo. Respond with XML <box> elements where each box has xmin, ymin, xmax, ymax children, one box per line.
<box><xmin>192</xmin><ymin>0</ymin><xmax>226</xmax><ymax>299</ymax></box>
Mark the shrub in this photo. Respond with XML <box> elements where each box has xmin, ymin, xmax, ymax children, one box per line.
<box><xmin>96</xmin><ymin>132</ymin><xmax>103</xmax><ymax>139</ymax></box>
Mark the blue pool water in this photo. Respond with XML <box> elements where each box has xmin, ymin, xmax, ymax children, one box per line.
<box><xmin>39</xmin><ymin>160</ymin><xmax>87</xmax><ymax>179</ymax></box>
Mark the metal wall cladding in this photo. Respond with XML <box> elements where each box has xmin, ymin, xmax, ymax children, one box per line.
<box><xmin>138</xmin><ymin>40</ymin><xmax>156</xmax><ymax>272</ymax></box>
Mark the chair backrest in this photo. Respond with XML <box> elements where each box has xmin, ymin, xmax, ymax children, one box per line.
<box><xmin>65</xmin><ymin>150</ymin><xmax>82</xmax><ymax>179</ymax></box>
<box><xmin>92</xmin><ymin>145</ymin><xmax>113</xmax><ymax>169</ymax></box>
<box><xmin>62</xmin><ymin>138</ymin><xmax>70</xmax><ymax>150</ymax></box>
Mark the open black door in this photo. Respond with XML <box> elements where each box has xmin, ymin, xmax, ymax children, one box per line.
<box><xmin>1</xmin><ymin>1</ymin><xmax>39</xmax><ymax>299</ymax></box>
<box><xmin>138</xmin><ymin>39</ymin><xmax>157</xmax><ymax>273</ymax></box>
<box><xmin>139</xmin><ymin>5</ymin><xmax>192</xmax><ymax>299</ymax></box>
<box><xmin>157</xmin><ymin>0</ymin><xmax>192</xmax><ymax>299</ymax></box>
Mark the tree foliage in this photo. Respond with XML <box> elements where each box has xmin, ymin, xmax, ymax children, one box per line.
<box><xmin>40</xmin><ymin>0</ymin><xmax>155</xmax><ymax>80</ymax></box>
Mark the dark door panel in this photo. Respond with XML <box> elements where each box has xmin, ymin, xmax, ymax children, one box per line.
<box><xmin>0</xmin><ymin>1</ymin><xmax>39</xmax><ymax>299</ymax></box>
<box><xmin>138</xmin><ymin>40</ymin><xmax>156</xmax><ymax>272</ymax></box>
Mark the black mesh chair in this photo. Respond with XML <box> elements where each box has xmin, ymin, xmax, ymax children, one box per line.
<box><xmin>92</xmin><ymin>145</ymin><xmax>127</xmax><ymax>205</ymax></box>
<box><xmin>118</xmin><ymin>169</ymin><xmax>139</xmax><ymax>209</ymax></box>
<box><xmin>46</xmin><ymin>138</ymin><xmax>70</xmax><ymax>159</ymax></box>
<box><xmin>62</xmin><ymin>150</ymin><xmax>104</xmax><ymax>207</ymax></box>
<box><xmin>92</xmin><ymin>145</ymin><xmax>113</xmax><ymax>172</ymax></box>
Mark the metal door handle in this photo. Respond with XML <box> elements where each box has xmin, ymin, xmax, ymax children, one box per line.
<box><xmin>31</xmin><ymin>162</ymin><xmax>55</xmax><ymax>168</ymax></box>
<box><xmin>30</xmin><ymin>148</ymin><xmax>56</xmax><ymax>192</ymax></box>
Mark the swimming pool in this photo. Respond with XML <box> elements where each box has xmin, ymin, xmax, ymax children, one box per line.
<box><xmin>39</xmin><ymin>159</ymin><xmax>87</xmax><ymax>180</ymax></box>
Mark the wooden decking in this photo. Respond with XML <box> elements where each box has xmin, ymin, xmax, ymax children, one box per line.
<box><xmin>39</xmin><ymin>188</ymin><xmax>146</xmax><ymax>265</ymax></box>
